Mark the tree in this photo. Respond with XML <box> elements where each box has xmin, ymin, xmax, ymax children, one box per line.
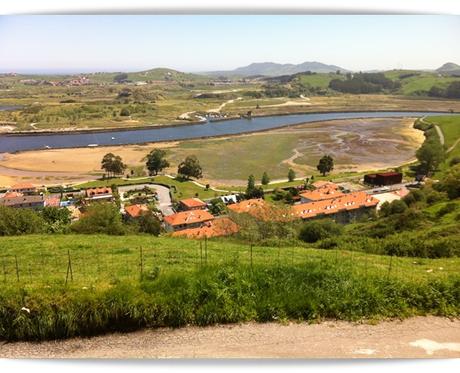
<box><xmin>71</xmin><ymin>203</ymin><xmax>125</xmax><ymax>235</ymax></box>
<box><xmin>415</xmin><ymin>140</ymin><xmax>445</xmax><ymax>176</ymax></box>
<box><xmin>209</xmin><ymin>198</ymin><xmax>227</xmax><ymax>215</ymax></box>
<box><xmin>177</xmin><ymin>155</ymin><xmax>202</xmax><ymax>179</ymax></box>
<box><xmin>245</xmin><ymin>174</ymin><xmax>264</xmax><ymax>199</ymax></box>
<box><xmin>137</xmin><ymin>212</ymin><xmax>162</xmax><ymax>235</ymax></box>
<box><xmin>146</xmin><ymin>149</ymin><xmax>170</xmax><ymax>176</ymax></box>
<box><xmin>246</xmin><ymin>174</ymin><xmax>256</xmax><ymax>193</ymax></box>
<box><xmin>113</xmin><ymin>73</ymin><xmax>128</xmax><ymax>83</ymax></box>
<box><xmin>298</xmin><ymin>219</ymin><xmax>342</xmax><ymax>243</ymax></box>
<box><xmin>101</xmin><ymin>153</ymin><xmax>127</xmax><ymax>178</ymax></box>
<box><xmin>288</xmin><ymin>168</ymin><xmax>296</xmax><ymax>182</ymax></box>
<box><xmin>261</xmin><ymin>171</ymin><xmax>270</xmax><ymax>185</ymax></box>
<box><xmin>438</xmin><ymin>164</ymin><xmax>460</xmax><ymax>199</ymax></box>
<box><xmin>120</xmin><ymin>108</ymin><xmax>130</xmax><ymax>116</ymax></box>
<box><xmin>317</xmin><ymin>155</ymin><xmax>334</xmax><ymax>176</ymax></box>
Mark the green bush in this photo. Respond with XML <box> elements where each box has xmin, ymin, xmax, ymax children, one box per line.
<box><xmin>0</xmin><ymin>206</ymin><xmax>46</xmax><ymax>236</ymax></box>
<box><xmin>299</xmin><ymin>219</ymin><xmax>342</xmax><ymax>243</ymax></box>
<box><xmin>71</xmin><ymin>203</ymin><xmax>125</xmax><ymax>235</ymax></box>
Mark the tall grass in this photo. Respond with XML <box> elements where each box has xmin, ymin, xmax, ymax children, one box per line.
<box><xmin>0</xmin><ymin>234</ymin><xmax>459</xmax><ymax>341</ymax></box>
<box><xmin>0</xmin><ymin>262</ymin><xmax>459</xmax><ymax>341</ymax></box>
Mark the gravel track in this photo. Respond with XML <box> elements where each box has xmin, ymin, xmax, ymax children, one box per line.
<box><xmin>1</xmin><ymin>316</ymin><xmax>460</xmax><ymax>359</ymax></box>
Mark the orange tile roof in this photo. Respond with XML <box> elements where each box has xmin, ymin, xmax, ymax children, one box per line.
<box><xmin>311</xmin><ymin>181</ymin><xmax>335</xmax><ymax>189</ymax></box>
<box><xmin>292</xmin><ymin>191</ymin><xmax>378</xmax><ymax>219</ymax></box>
<box><xmin>300</xmin><ymin>183</ymin><xmax>343</xmax><ymax>201</ymax></box>
<box><xmin>179</xmin><ymin>198</ymin><xmax>207</xmax><ymax>209</ymax></box>
<box><xmin>172</xmin><ymin>217</ymin><xmax>239</xmax><ymax>239</ymax></box>
<box><xmin>10</xmin><ymin>183</ymin><xmax>36</xmax><ymax>190</ymax></box>
<box><xmin>85</xmin><ymin>187</ymin><xmax>112</xmax><ymax>197</ymax></box>
<box><xmin>44</xmin><ymin>197</ymin><xmax>60</xmax><ymax>207</ymax></box>
<box><xmin>227</xmin><ymin>198</ymin><xmax>292</xmax><ymax>222</ymax></box>
<box><xmin>227</xmin><ymin>198</ymin><xmax>266</xmax><ymax>214</ymax></box>
<box><xmin>3</xmin><ymin>191</ymin><xmax>23</xmax><ymax>198</ymax></box>
<box><xmin>164</xmin><ymin>210</ymin><xmax>214</xmax><ymax>227</ymax></box>
<box><xmin>125</xmin><ymin>204</ymin><xmax>149</xmax><ymax>218</ymax></box>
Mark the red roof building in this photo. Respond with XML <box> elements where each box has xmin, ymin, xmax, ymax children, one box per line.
<box><xmin>9</xmin><ymin>183</ymin><xmax>37</xmax><ymax>195</ymax></box>
<box><xmin>171</xmin><ymin>217</ymin><xmax>239</xmax><ymax>239</ymax></box>
<box><xmin>164</xmin><ymin>210</ymin><xmax>214</xmax><ymax>231</ymax></box>
<box><xmin>292</xmin><ymin>191</ymin><xmax>378</xmax><ymax>222</ymax></box>
<box><xmin>179</xmin><ymin>198</ymin><xmax>207</xmax><ymax>211</ymax></box>
<box><xmin>124</xmin><ymin>204</ymin><xmax>149</xmax><ymax>219</ymax></box>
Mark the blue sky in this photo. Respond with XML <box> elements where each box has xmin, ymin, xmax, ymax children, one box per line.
<box><xmin>0</xmin><ymin>15</ymin><xmax>459</xmax><ymax>73</ymax></box>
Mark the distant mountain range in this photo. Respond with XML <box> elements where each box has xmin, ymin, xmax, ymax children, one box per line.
<box><xmin>206</xmin><ymin>61</ymin><xmax>350</xmax><ymax>77</ymax></box>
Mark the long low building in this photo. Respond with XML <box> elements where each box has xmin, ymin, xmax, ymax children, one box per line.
<box><xmin>292</xmin><ymin>191</ymin><xmax>379</xmax><ymax>222</ymax></box>
<box><xmin>0</xmin><ymin>195</ymin><xmax>45</xmax><ymax>209</ymax></box>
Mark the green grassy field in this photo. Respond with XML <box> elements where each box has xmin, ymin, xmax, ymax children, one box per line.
<box><xmin>296</xmin><ymin>72</ymin><xmax>345</xmax><ymax>89</ymax></box>
<box><xmin>0</xmin><ymin>234</ymin><xmax>458</xmax><ymax>288</ymax></box>
<box><xmin>0</xmin><ymin>234</ymin><xmax>459</xmax><ymax>341</ymax></box>
<box><xmin>383</xmin><ymin>70</ymin><xmax>460</xmax><ymax>96</ymax></box>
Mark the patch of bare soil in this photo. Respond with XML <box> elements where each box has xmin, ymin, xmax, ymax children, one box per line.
<box><xmin>1</xmin><ymin>316</ymin><xmax>459</xmax><ymax>359</ymax></box>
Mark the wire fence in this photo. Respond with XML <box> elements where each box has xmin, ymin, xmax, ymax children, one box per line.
<box><xmin>1</xmin><ymin>239</ymin><xmax>457</xmax><ymax>287</ymax></box>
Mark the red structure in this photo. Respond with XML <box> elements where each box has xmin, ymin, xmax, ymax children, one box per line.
<box><xmin>364</xmin><ymin>172</ymin><xmax>403</xmax><ymax>186</ymax></box>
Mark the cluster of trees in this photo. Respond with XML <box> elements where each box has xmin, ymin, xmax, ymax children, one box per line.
<box><xmin>0</xmin><ymin>202</ymin><xmax>162</xmax><ymax>237</ymax></box>
<box><xmin>428</xmin><ymin>81</ymin><xmax>460</xmax><ymax>99</ymax></box>
<box><xmin>329</xmin><ymin>73</ymin><xmax>400</xmax><ymax>94</ymax></box>
<box><xmin>0</xmin><ymin>206</ymin><xmax>71</xmax><ymax>236</ymax></box>
<box><xmin>101</xmin><ymin>149</ymin><xmax>203</xmax><ymax>180</ymax></box>
<box><xmin>101</xmin><ymin>153</ymin><xmax>127</xmax><ymax>178</ymax></box>
<box><xmin>413</xmin><ymin>120</ymin><xmax>445</xmax><ymax>176</ymax></box>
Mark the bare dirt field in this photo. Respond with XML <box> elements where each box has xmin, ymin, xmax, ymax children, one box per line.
<box><xmin>1</xmin><ymin>316</ymin><xmax>459</xmax><ymax>359</ymax></box>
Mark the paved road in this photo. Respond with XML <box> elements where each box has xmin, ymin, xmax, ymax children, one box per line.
<box><xmin>118</xmin><ymin>183</ymin><xmax>174</xmax><ymax>216</ymax></box>
<box><xmin>1</xmin><ymin>316</ymin><xmax>459</xmax><ymax>358</ymax></box>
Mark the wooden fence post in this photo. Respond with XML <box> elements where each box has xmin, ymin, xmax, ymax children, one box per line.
<box><xmin>387</xmin><ymin>255</ymin><xmax>393</xmax><ymax>280</ymax></box>
<box><xmin>65</xmin><ymin>249</ymin><xmax>73</xmax><ymax>285</ymax></box>
<box><xmin>139</xmin><ymin>246</ymin><xmax>144</xmax><ymax>280</ymax></box>
<box><xmin>204</xmin><ymin>236</ymin><xmax>208</xmax><ymax>265</ymax></box>
<box><xmin>15</xmin><ymin>255</ymin><xmax>19</xmax><ymax>283</ymax></box>
<box><xmin>200</xmin><ymin>240</ymin><xmax>203</xmax><ymax>266</ymax></box>
<box><xmin>2</xmin><ymin>256</ymin><xmax>6</xmax><ymax>283</ymax></box>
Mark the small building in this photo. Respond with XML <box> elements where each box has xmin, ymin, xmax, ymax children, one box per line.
<box><xmin>0</xmin><ymin>195</ymin><xmax>45</xmax><ymax>209</ymax></box>
<box><xmin>364</xmin><ymin>172</ymin><xmax>403</xmax><ymax>186</ymax></box>
<box><xmin>164</xmin><ymin>210</ymin><xmax>214</xmax><ymax>232</ymax></box>
<box><xmin>124</xmin><ymin>204</ymin><xmax>149</xmax><ymax>219</ymax></box>
<box><xmin>179</xmin><ymin>198</ymin><xmax>207</xmax><ymax>211</ymax></box>
<box><xmin>85</xmin><ymin>187</ymin><xmax>113</xmax><ymax>202</ymax></box>
<box><xmin>8</xmin><ymin>183</ymin><xmax>37</xmax><ymax>195</ymax></box>
<box><xmin>299</xmin><ymin>182</ymin><xmax>344</xmax><ymax>203</ymax></box>
<box><xmin>219</xmin><ymin>194</ymin><xmax>239</xmax><ymax>205</ymax></box>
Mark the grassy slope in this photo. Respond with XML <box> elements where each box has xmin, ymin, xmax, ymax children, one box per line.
<box><xmin>0</xmin><ymin>233</ymin><xmax>459</xmax><ymax>341</ymax></box>
<box><xmin>384</xmin><ymin>70</ymin><xmax>460</xmax><ymax>96</ymax></box>
<box><xmin>423</xmin><ymin>115</ymin><xmax>460</xmax><ymax>176</ymax></box>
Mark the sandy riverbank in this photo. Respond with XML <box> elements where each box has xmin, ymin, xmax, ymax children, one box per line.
<box><xmin>0</xmin><ymin>118</ymin><xmax>424</xmax><ymax>187</ymax></box>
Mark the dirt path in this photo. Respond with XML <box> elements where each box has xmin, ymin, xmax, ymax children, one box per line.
<box><xmin>421</xmin><ymin>116</ymin><xmax>445</xmax><ymax>145</ymax></box>
<box><xmin>2</xmin><ymin>317</ymin><xmax>459</xmax><ymax>359</ymax></box>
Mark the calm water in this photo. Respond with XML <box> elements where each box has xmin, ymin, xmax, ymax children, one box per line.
<box><xmin>0</xmin><ymin>111</ymin><xmax>455</xmax><ymax>153</ymax></box>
